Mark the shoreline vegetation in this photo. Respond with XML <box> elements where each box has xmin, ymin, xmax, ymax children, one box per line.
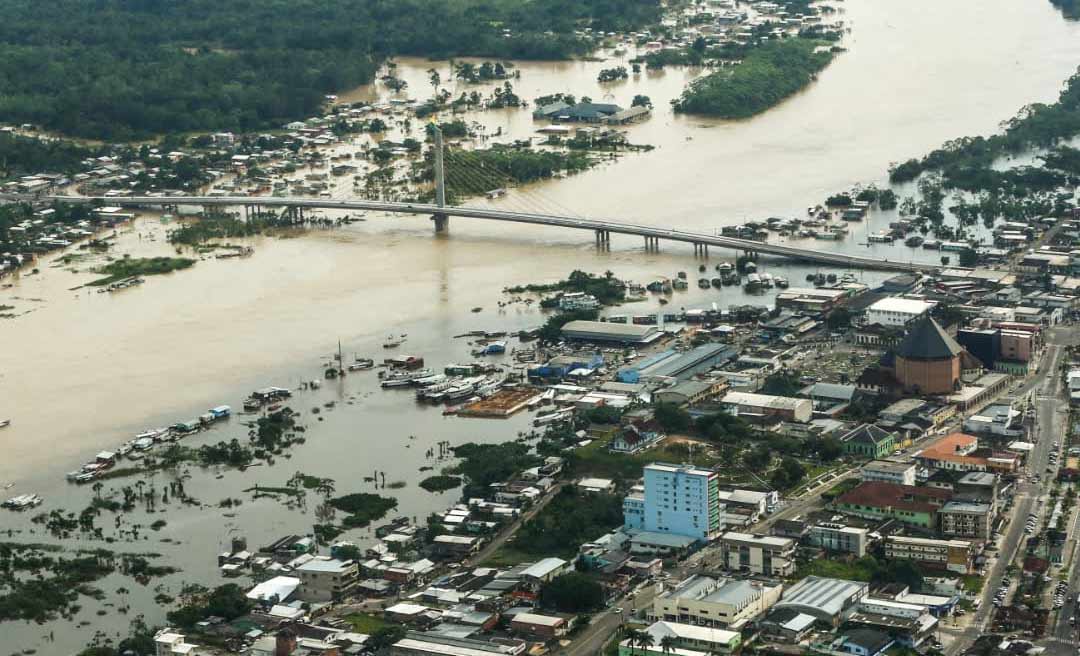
<box><xmin>889</xmin><ymin>70</ymin><xmax>1080</xmax><ymax>186</ymax></box>
<box><xmin>876</xmin><ymin>68</ymin><xmax>1080</xmax><ymax>246</ymax></box>
<box><xmin>672</xmin><ymin>38</ymin><xmax>836</xmax><ymax>118</ymax></box>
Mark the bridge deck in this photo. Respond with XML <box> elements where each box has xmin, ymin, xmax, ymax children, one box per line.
<box><xmin>40</xmin><ymin>194</ymin><xmax>935</xmax><ymax>272</ymax></box>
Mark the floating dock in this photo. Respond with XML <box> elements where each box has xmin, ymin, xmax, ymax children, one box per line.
<box><xmin>457</xmin><ymin>387</ymin><xmax>544</xmax><ymax>418</ymax></box>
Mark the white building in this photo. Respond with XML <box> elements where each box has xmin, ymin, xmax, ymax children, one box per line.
<box><xmin>865</xmin><ymin>298</ymin><xmax>935</xmax><ymax>327</ymax></box>
<box><xmin>155</xmin><ymin>630</ymin><xmax>201</xmax><ymax>656</ymax></box>
<box><xmin>652</xmin><ymin>575</ymin><xmax>782</xmax><ymax>629</ymax></box>
<box><xmin>295</xmin><ymin>557</ymin><xmax>358</xmax><ymax>602</ymax></box>
<box><xmin>558</xmin><ymin>292</ymin><xmax>601</xmax><ymax>311</ymax></box>
<box><xmin>860</xmin><ymin>460</ymin><xmax>917</xmax><ymax>486</ymax></box>
<box><xmin>720</xmin><ymin>392</ymin><xmax>812</xmax><ymax>423</ymax></box>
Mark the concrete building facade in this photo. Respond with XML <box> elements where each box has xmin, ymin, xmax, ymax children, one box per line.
<box><xmin>718</xmin><ymin>532</ymin><xmax>796</xmax><ymax>576</ymax></box>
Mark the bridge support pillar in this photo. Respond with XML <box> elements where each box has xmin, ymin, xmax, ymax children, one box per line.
<box><xmin>433</xmin><ymin>126</ymin><xmax>448</xmax><ymax>234</ymax></box>
<box><xmin>693</xmin><ymin>243</ymin><xmax>709</xmax><ymax>257</ymax></box>
<box><xmin>595</xmin><ymin>230</ymin><xmax>610</xmax><ymax>250</ymax></box>
<box><xmin>432</xmin><ymin>213</ymin><xmax>449</xmax><ymax>233</ymax></box>
<box><xmin>644</xmin><ymin>236</ymin><xmax>659</xmax><ymax>252</ymax></box>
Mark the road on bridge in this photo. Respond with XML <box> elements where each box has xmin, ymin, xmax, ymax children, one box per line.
<box><xmin>31</xmin><ymin>193</ymin><xmax>942</xmax><ymax>273</ymax></box>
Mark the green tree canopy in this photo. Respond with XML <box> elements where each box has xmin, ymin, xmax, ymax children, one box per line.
<box><xmin>540</xmin><ymin>572</ymin><xmax>605</xmax><ymax>612</ymax></box>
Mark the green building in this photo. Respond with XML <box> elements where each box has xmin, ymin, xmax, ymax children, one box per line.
<box><xmin>840</xmin><ymin>424</ymin><xmax>897</xmax><ymax>459</ymax></box>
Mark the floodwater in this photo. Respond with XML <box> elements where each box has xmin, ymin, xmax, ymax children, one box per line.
<box><xmin>2</xmin><ymin>0</ymin><xmax>1080</xmax><ymax>651</ymax></box>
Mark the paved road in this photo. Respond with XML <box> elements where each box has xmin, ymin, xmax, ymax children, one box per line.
<box><xmin>466</xmin><ymin>482</ymin><xmax>566</xmax><ymax>567</ymax></box>
<box><xmin>560</xmin><ymin>585</ymin><xmax>658</xmax><ymax>656</ymax></box>
<box><xmin>1048</xmin><ymin>502</ymin><xmax>1080</xmax><ymax>648</ymax></box>
<box><xmin>947</xmin><ymin>333</ymin><xmax>1070</xmax><ymax>655</ymax></box>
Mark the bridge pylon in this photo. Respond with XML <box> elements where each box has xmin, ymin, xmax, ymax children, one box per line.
<box><xmin>431</xmin><ymin>125</ymin><xmax>449</xmax><ymax>233</ymax></box>
<box><xmin>595</xmin><ymin>229</ymin><xmax>610</xmax><ymax>250</ymax></box>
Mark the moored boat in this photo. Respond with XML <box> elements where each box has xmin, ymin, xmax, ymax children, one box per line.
<box><xmin>380</xmin><ymin>368</ymin><xmax>436</xmax><ymax>387</ymax></box>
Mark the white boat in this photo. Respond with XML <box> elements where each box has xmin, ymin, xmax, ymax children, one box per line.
<box><xmin>413</xmin><ymin>374</ymin><xmax>448</xmax><ymax>387</ymax></box>
<box><xmin>135</xmin><ymin>427</ymin><xmax>169</xmax><ymax>442</ymax></box>
<box><xmin>418</xmin><ymin>379</ymin><xmax>456</xmax><ymax>399</ymax></box>
<box><xmin>0</xmin><ymin>419</ymin><xmax>9</xmax><ymax>429</ymax></box>
<box><xmin>2</xmin><ymin>494</ymin><xmax>42</xmax><ymax>510</ymax></box>
<box><xmin>533</xmin><ymin>409</ymin><xmax>574</xmax><ymax>426</ymax></box>
<box><xmin>380</xmin><ymin>368</ymin><xmax>436</xmax><ymax>387</ymax></box>
<box><xmin>744</xmin><ymin>273</ymin><xmax>762</xmax><ymax>291</ymax></box>
<box><xmin>443</xmin><ymin>376</ymin><xmax>485</xmax><ymax>401</ymax></box>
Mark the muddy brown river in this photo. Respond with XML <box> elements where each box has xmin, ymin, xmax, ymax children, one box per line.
<box><xmin>2</xmin><ymin>0</ymin><xmax>1080</xmax><ymax>651</ymax></box>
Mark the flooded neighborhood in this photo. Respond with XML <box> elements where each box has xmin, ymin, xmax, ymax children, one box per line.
<box><xmin>3</xmin><ymin>1</ymin><xmax>1080</xmax><ymax>656</ymax></box>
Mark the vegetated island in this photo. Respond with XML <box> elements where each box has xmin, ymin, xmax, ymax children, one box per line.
<box><xmin>673</xmin><ymin>38</ymin><xmax>836</xmax><ymax>118</ymax></box>
<box><xmin>418</xmin><ymin>475</ymin><xmax>462</xmax><ymax>493</ymax></box>
<box><xmin>88</xmin><ymin>257</ymin><xmax>196</xmax><ymax>286</ymax></box>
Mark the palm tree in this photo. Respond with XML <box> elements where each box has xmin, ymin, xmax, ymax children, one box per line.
<box><xmin>659</xmin><ymin>635</ymin><xmax>677</xmax><ymax>656</ymax></box>
<box><xmin>637</xmin><ymin>631</ymin><xmax>655</xmax><ymax>656</ymax></box>
<box><xmin>624</xmin><ymin>629</ymin><xmax>643</xmax><ymax>656</ymax></box>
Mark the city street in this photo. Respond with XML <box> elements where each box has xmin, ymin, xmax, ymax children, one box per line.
<box><xmin>947</xmin><ymin>327</ymin><xmax>1078</xmax><ymax>656</ymax></box>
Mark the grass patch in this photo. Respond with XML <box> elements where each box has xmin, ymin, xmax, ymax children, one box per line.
<box><xmin>482</xmin><ymin>546</ymin><xmax>536</xmax><ymax>567</ymax></box>
<box><xmin>798</xmin><ymin>557</ymin><xmax>876</xmax><ymax>582</ymax></box>
<box><xmin>961</xmin><ymin>575</ymin><xmax>985</xmax><ymax>594</ymax></box>
<box><xmin>343</xmin><ymin>613</ymin><xmax>388</xmax><ymax>634</ymax></box>
<box><xmin>571</xmin><ymin>435</ymin><xmax>720</xmax><ymax>483</ymax></box>
<box><xmin>821</xmin><ymin>477</ymin><xmax>860</xmax><ymax>502</ymax></box>
<box><xmin>88</xmin><ymin>256</ymin><xmax>195</xmax><ymax>286</ymax></box>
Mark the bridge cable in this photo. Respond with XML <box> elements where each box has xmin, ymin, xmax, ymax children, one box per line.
<box><xmin>444</xmin><ymin>150</ymin><xmax>588</xmax><ymax>221</ymax></box>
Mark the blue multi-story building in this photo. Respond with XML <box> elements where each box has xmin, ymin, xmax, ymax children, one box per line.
<box><xmin>623</xmin><ymin>462</ymin><xmax>724</xmax><ymax>542</ymax></box>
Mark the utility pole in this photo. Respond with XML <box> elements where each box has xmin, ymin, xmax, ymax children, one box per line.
<box><xmin>432</xmin><ymin>125</ymin><xmax>448</xmax><ymax>232</ymax></box>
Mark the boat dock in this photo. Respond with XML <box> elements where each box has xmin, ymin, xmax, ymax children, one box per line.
<box><xmin>456</xmin><ymin>387</ymin><xmax>544</xmax><ymax>418</ymax></box>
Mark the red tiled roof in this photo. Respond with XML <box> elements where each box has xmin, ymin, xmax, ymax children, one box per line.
<box><xmin>836</xmin><ymin>481</ymin><xmax>953</xmax><ymax>514</ymax></box>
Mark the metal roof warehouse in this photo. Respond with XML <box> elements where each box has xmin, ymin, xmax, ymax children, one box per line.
<box><xmin>561</xmin><ymin>320</ymin><xmax>662</xmax><ymax>344</ymax></box>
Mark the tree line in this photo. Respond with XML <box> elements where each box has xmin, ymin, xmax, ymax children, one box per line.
<box><xmin>0</xmin><ymin>0</ymin><xmax>662</xmax><ymax>140</ymax></box>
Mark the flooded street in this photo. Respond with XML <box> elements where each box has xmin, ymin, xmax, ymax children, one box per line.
<box><xmin>2</xmin><ymin>0</ymin><xmax>1080</xmax><ymax>651</ymax></box>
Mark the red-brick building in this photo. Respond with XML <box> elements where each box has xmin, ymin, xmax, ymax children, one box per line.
<box><xmin>893</xmin><ymin>315</ymin><xmax>964</xmax><ymax>395</ymax></box>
